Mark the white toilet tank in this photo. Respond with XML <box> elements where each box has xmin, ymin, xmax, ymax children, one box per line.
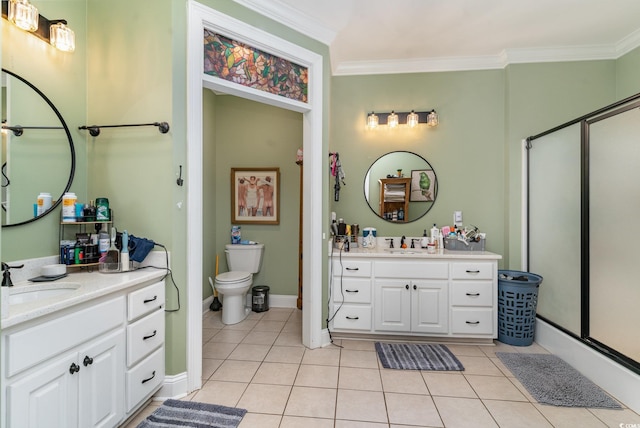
<box><xmin>225</xmin><ymin>243</ymin><xmax>264</xmax><ymax>273</ymax></box>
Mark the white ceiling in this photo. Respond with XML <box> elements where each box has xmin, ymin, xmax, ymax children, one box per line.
<box><xmin>233</xmin><ymin>0</ymin><xmax>640</xmax><ymax>75</ymax></box>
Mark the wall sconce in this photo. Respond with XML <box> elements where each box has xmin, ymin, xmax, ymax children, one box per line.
<box><xmin>366</xmin><ymin>110</ymin><xmax>439</xmax><ymax>129</ymax></box>
<box><xmin>1</xmin><ymin>0</ymin><xmax>75</xmax><ymax>52</ymax></box>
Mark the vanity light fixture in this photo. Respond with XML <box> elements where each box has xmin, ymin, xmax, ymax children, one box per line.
<box><xmin>1</xmin><ymin>0</ymin><xmax>75</xmax><ymax>52</ymax></box>
<box><xmin>365</xmin><ymin>110</ymin><xmax>439</xmax><ymax>129</ymax></box>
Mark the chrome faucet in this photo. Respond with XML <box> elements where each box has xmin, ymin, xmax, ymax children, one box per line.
<box><xmin>1</xmin><ymin>262</ymin><xmax>24</xmax><ymax>287</ymax></box>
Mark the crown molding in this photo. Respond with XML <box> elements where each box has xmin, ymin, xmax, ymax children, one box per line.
<box><xmin>233</xmin><ymin>0</ymin><xmax>336</xmax><ymax>45</ymax></box>
<box><xmin>616</xmin><ymin>27</ymin><xmax>640</xmax><ymax>57</ymax></box>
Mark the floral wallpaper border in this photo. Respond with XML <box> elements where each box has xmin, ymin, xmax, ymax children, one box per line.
<box><xmin>204</xmin><ymin>30</ymin><xmax>308</xmax><ymax>103</ymax></box>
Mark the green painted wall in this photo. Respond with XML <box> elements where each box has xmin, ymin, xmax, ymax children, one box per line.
<box><xmin>616</xmin><ymin>46</ymin><xmax>640</xmax><ymax>99</ymax></box>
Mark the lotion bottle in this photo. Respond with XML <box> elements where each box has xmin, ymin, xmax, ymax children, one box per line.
<box><xmin>421</xmin><ymin>230</ymin><xmax>429</xmax><ymax>248</ymax></box>
<box><xmin>121</xmin><ymin>230</ymin><xmax>130</xmax><ymax>271</ymax></box>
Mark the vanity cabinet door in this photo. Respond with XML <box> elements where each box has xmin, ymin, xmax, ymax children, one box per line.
<box><xmin>374</xmin><ymin>279</ymin><xmax>411</xmax><ymax>331</ymax></box>
<box><xmin>411</xmin><ymin>280</ymin><xmax>448</xmax><ymax>334</ymax></box>
<box><xmin>78</xmin><ymin>329</ymin><xmax>125</xmax><ymax>428</ymax></box>
<box><xmin>7</xmin><ymin>350</ymin><xmax>79</xmax><ymax>428</ymax></box>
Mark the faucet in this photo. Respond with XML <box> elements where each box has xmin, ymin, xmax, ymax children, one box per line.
<box><xmin>411</xmin><ymin>238</ymin><xmax>419</xmax><ymax>249</ymax></box>
<box><xmin>2</xmin><ymin>262</ymin><xmax>24</xmax><ymax>287</ymax></box>
<box><xmin>385</xmin><ymin>238</ymin><xmax>394</xmax><ymax>249</ymax></box>
<box><xmin>400</xmin><ymin>235</ymin><xmax>407</xmax><ymax>249</ymax></box>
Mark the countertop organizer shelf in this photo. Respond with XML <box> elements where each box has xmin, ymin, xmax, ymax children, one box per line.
<box><xmin>59</xmin><ymin>211</ymin><xmax>113</xmax><ymax>270</ymax></box>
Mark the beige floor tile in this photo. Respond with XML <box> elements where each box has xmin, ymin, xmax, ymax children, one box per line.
<box><xmin>515</xmin><ymin>342</ymin><xmax>550</xmax><ymax>354</ymax></box>
<box><xmin>433</xmin><ymin>396</ymin><xmax>498</xmax><ymax>427</ymax></box>
<box><xmin>589</xmin><ymin>408</ymin><xmax>640</xmax><ymax>426</ymax></box>
<box><xmin>483</xmin><ymin>400</ymin><xmax>552</xmax><ymax>427</ymax></box>
<box><xmin>341</xmin><ymin>339</ymin><xmax>377</xmax><ymax>351</ymax></box>
<box><xmin>302</xmin><ymin>347</ymin><xmax>341</xmax><ymax>366</ymax></box>
<box><xmin>241</xmin><ymin>330</ymin><xmax>279</xmax><ymax>346</ymax></box>
<box><xmin>203</xmin><ymin>341</ymin><xmax>237</xmax><ymax>359</ymax></box>
<box><xmin>227</xmin><ymin>344</ymin><xmax>271</xmax><ymax>361</ymax></box>
<box><xmin>489</xmin><ymin>355</ymin><xmax>515</xmax><ymax>377</ymax></box>
<box><xmin>480</xmin><ymin>341</ymin><xmax>519</xmax><ymax>357</ymax></box>
<box><xmin>456</xmin><ymin>355</ymin><xmax>503</xmax><ymax>376</ymax></box>
<box><xmin>202</xmin><ymin>316</ymin><xmax>226</xmax><ymax>329</ymax></box>
<box><xmin>534</xmin><ymin>403</ymin><xmax>607</xmax><ymax>427</ymax></box>
<box><xmin>238</xmin><ymin>412</ymin><xmax>281</xmax><ymax>428</ymax></box>
<box><xmin>422</xmin><ymin>372</ymin><xmax>476</xmax><ymax>398</ymax></box>
<box><xmin>245</xmin><ymin>311</ymin><xmax>264</xmax><ymax>320</ymax></box>
<box><xmin>252</xmin><ymin>320</ymin><xmax>286</xmax><ymax>332</ymax></box>
<box><xmin>446</xmin><ymin>344</ymin><xmax>487</xmax><ymax>357</ymax></box>
<box><xmin>224</xmin><ymin>319</ymin><xmax>258</xmax><ymax>330</ymax></box>
<box><xmin>335</xmin><ymin>421</ymin><xmax>389</xmax><ymax>428</ymax></box>
<box><xmin>339</xmin><ymin>367</ymin><xmax>383</xmax><ymax>391</ymax></box>
<box><xmin>192</xmin><ymin>380</ymin><xmax>248</xmax><ymax>407</ymax></box>
<box><xmin>120</xmin><ymin>403</ymin><xmax>160</xmax><ymax>427</ymax></box>
<box><xmin>274</xmin><ymin>332</ymin><xmax>305</xmax><ymax>347</ymax></box>
<box><xmin>280</xmin><ymin>415</ymin><xmax>334</xmax><ymax>428</ymax></box>
<box><xmin>265</xmin><ymin>345</ymin><xmax>306</xmax><ymax>364</ymax></box>
<box><xmin>281</xmin><ymin>321</ymin><xmax>302</xmax><ymax>333</ymax></box>
<box><xmin>252</xmin><ymin>362</ymin><xmax>299</xmax><ymax>385</ymax></box>
<box><xmin>212</xmin><ymin>328</ymin><xmax>249</xmax><ymax>344</ymax></box>
<box><xmin>385</xmin><ymin>392</ymin><xmax>443</xmax><ymax>427</ymax></box>
<box><xmin>202</xmin><ymin>328</ymin><xmax>220</xmax><ymax>344</ymax></box>
<box><xmin>211</xmin><ymin>360</ymin><xmax>261</xmax><ymax>383</ymax></box>
<box><xmin>237</xmin><ymin>383</ymin><xmax>292</xmax><ymax>415</ymax></box>
<box><xmin>261</xmin><ymin>308</ymin><xmax>294</xmax><ymax>321</ymax></box>
<box><xmin>335</xmin><ymin>389</ymin><xmax>388</xmax><ymax>423</ymax></box>
<box><xmin>465</xmin><ymin>374</ymin><xmax>528</xmax><ymax>401</ymax></box>
<box><xmin>284</xmin><ymin>386</ymin><xmax>337</xmax><ymax>418</ymax></box>
<box><xmin>202</xmin><ymin>358</ymin><xmax>224</xmax><ymax>380</ymax></box>
<box><xmin>294</xmin><ymin>364</ymin><xmax>339</xmax><ymax>388</ymax></box>
<box><xmin>340</xmin><ymin>349</ymin><xmax>379</xmax><ymax>369</ymax></box>
<box><xmin>507</xmin><ymin>376</ymin><xmax>537</xmax><ymax>402</ymax></box>
<box><xmin>380</xmin><ymin>369</ymin><xmax>429</xmax><ymax>394</ymax></box>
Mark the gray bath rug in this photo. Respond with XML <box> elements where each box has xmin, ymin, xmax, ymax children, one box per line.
<box><xmin>496</xmin><ymin>352</ymin><xmax>621</xmax><ymax>408</ymax></box>
<box><xmin>137</xmin><ymin>399</ymin><xmax>247</xmax><ymax>428</ymax></box>
<box><xmin>375</xmin><ymin>342</ymin><xmax>464</xmax><ymax>371</ymax></box>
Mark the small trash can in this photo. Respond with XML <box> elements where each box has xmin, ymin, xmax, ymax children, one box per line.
<box><xmin>252</xmin><ymin>285</ymin><xmax>269</xmax><ymax>312</ymax></box>
<box><xmin>497</xmin><ymin>270</ymin><xmax>543</xmax><ymax>346</ymax></box>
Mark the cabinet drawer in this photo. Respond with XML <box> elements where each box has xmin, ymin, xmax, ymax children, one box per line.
<box><xmin>332</xmin><ymin>278</ymin><xmax>371</xmax><ymax>303</ymax></box>
<box><xmin>375</xmin><ymin>261</ymin><xmax>448</xmax><ymax>279</ymax></box>
<box><xmin>332</xmin><ymin>260</ymin><xmax>371</xmax><ymax>277</ymax></box>
<box><xmin>127</xmin><ymin>309</ymin><xmax>165</xmax><ymax>367</ymax></box>
<box><xmin>126</xmin><ymin>346</ymin><xmax>164</xmax><ymax>412</ymax></box>
<box><xmin>332</xmin><ymin>305</ymin><xmax>372</xmax><ymax>330</ymax></box>
<box><xmin>450</xmin><ymin>262</ymin><xmax>494</xmax><ymax>280</ymax></box>
<box><xmin>6</xmin><ymin>297</ymin><xmax>125</xmax><ymax>378</ymax></box>
<box><xmin>451</xmin><ymin>308</ymin><xmax>494</xmax><ymax>335</ymax></box>
<box><xmin>128</xmin><ymin>281</ymin><xmax>165</xmax><ymax>321</ymax></box>
<box><xmin>451</xmin><ymin>281</ymin><xmax>493</xmax><ymax>307</ymax></box>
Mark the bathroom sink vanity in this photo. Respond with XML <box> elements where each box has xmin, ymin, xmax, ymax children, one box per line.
<box><xmin>329</xmin><ymin>245</ymin><xmax>501</xmax><ymax>342</ymax></box>
<box><xmin>0</xmin><ymin>268</ymin><xmax>166</xmax><ymax>428</ymax></box>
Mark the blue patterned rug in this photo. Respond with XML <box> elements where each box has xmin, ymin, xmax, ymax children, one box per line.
<box><xmin>137</xmin><ymin>399</ymin><xmax>247</xmax><ymax>428</ymax></box>
<box><xmin>375</xmin><ymin>343</ymin><xmax>464</xmax><ymax>371</ymax></box>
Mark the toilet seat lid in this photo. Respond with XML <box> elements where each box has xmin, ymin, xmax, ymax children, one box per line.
<box><xmin>216</xmin><ymin>271</ymin><xmax>252</xmax><ymax>283</ymax></box>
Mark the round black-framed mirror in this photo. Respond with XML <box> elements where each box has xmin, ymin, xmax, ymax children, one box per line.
<box><xmin>2</xmin><ymin>68</ymin><xmax>76</xmax><ymax>227</ymax></box>
<box><xmin>363</xmin><ymin>151</ymin><xmax>438</xmax><ymax>223</ymax></box>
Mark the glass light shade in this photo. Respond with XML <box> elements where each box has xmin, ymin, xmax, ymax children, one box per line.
<box><xmin>367</xmin><ymin>112</ymin><xmax>379</xmax><ymax>129</ymax></box>
<box><xmin>9</xmin><ymin>0</ymin><xmax>39</xmax><ymax>32</ymax></box>
<box><xmin>407</xmin><ymin>110</ymin><xmax>419</xmax><ymax>128</ymax></box>
<box><xmin>388</xmin><ymin>111</ymin><xmax>399</xmax><ymax>128</ymax></box>
<box><xmin>427</xmin><ymin>110</ymin><xmax>439</xmax><ymax>127</ymax></box>
<box><xmin>50</xmin><ymin>22</ymin><xmax>76</xmax><ymax>52</ymax></box>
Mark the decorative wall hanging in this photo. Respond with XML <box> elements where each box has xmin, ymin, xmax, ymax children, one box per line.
<box><xmin>204</xmin><ymin>30</ymin><xmax>308</xmax><ymax>103</ymax></box>
<box><xmin>231</xmin><ymin>168</ymin><xmax>280</xmax><ymax>225</ymax></box>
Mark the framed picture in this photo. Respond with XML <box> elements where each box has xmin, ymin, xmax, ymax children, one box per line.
<box><xmin>410</xmin><ymin>169</ymin><xmax>436</xmax><ymax>202</ymax></box>
<box><xmin>231</xmin><ymin>168</ymin><xmax>280</xmax><ymax>224</ymax></box>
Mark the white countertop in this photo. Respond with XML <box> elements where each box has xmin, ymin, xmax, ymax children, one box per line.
<box><xmin>1</xmin><ymin>267</ymin><xmax>166</xmax><ymax>330</ymax></box>
<box><xmin>329</xmin><ymin>246</ymin><xmax>502</xmax><ymax>260</ymax></box>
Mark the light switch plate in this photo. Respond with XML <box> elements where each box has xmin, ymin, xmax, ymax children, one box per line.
<box><xmin>454</xmin><ymin>211</ymin><xmax>463</xmax><ymax>224</ymax></box>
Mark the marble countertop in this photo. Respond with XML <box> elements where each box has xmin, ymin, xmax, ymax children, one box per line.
<box><xmin>1</xmin><ymin>267</ymin><xmax>167</xmax><ymax>330</ymax></box>
<box><xmin>329</xmin><ymin>246</ymin><xmax>502</xmax><ymax>260</ymax></box>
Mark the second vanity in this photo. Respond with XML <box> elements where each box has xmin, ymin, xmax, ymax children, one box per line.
<box><xmin>1</xmin><ymin>262</ymin><xmax>167</xmax><ymax>428</ymax></box>
<box><xmin>329</xmin><ymin>242</ymin><xmax>502</xmax><ymax>342</ymax></box>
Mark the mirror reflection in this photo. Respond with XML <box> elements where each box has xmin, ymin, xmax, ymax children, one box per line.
<box><xmin>364</xmin><ymin>151</ymin><xmax>438</xmax><ymax>223</ymax></box>
<box><xmin>2</xmin><ymin>69</ymin><xmax>75</xmax><ymax>227</ymax></box>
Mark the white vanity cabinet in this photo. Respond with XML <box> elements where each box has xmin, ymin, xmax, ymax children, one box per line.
<box><xmin>374</xmin><ymin>261</ymin><xmax>449</xmax><ymax>334</ymax></box>
<box><xmin>329</xmin><ymin>250</ymin><xmax>501</xmax><ymax>341</ymax></box>
<box><xmin>1</xmin><ymin>277</ymin><xmax>165</xmax><ymax>428</ymax></box>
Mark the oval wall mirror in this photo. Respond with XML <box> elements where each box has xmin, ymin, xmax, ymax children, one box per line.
<box><xmin>363</xmin><ymin>151</ymin><xmax>438</xmax><ymax>223</ymax></box>
<box><xmin>2</xmin><ymin>69</ymin><xmax>76</xmax><ymax>227</ymax></box>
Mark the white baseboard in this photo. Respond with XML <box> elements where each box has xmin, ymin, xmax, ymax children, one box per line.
<box><xmin>154</xmin><ymin>372</ymin><xmax>189</xmax><ymax>400</ymax></box>
<box><xmin>535</xmin><ymin>318</ymin><xmax>640</xmax><ymax>414</ymax></box>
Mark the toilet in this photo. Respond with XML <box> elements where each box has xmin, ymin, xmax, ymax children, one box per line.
<box><xmin>214</xmin><ymin>243</ymin><xmax>265</xmax><ymax>324</ymax></box>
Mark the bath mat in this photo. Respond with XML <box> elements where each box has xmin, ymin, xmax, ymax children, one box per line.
<box><xmin>137</xmin><ymin>399</ymin><xmax>247</xmax><ymax>428</ymax></box>
<box><xmin>375</xmin><ymin>342</ymin><xmax>464</xmax><ymax>371</ymax></box>
<box><xmin>496</xmin><ymin>352</ymin><xmax>621</xmax><ymax>408</ymax></box>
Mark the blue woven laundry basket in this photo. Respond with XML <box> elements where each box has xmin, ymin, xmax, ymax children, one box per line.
<box><xmin>497</xmin><ymin>270</ymin><xmax>543</xmax><ymax>346</ymax></box>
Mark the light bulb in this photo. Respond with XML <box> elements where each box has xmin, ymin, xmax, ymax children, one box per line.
<box><xmin>427</xmin><ymin>110</ymin><xmax>439</xmax><ymax>127</ymax></box>
<box><xmin>9</xmin><ymin>0</ymin><xmax>39</xmax><ymax>32</ymax></box>
<box><xmin>50</xmin><ymin>22</ymin><xmax>76</xmax><ymax>52</ymax></box>
<box><xmin>388</xmin><ymin>111</ymin><xmax>399</xmax><ymax>128</ymax></box>
<box><xmin>407</xmin><ymin>110</ymin><xmax>419</xmax><ymax>128</ymax></box>
<box><xmin>367</xmin><ymin>112</ymin><xmax>379</xmax><ymax>129</ymax></box>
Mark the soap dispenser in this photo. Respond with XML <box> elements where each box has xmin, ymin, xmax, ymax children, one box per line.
<box><xmin>421</xmin><ymin>230</ymin><xmax>429</xmax><ymax>248</ymax></box>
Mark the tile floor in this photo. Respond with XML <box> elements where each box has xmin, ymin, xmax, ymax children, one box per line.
<box><xmin>124</xmin><ymin>307</ymin><xmax>640</xmax><ymax>427</ymax></box>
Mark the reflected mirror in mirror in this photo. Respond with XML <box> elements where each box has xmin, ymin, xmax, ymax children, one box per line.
<box><xmin>364</xmin><ymin>151</ymin><xmax>438</xmax><ymax>223</ymax></box>
<box><xmin>2</xmin><ymin>69</ymin><xmax>75</xmax><ymax>227</ymax></box>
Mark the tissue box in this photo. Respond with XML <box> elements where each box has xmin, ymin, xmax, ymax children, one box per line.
<box><xmin>444</xmin><ymin>237</ymin><xmax>486</xmax><ymax>251</ymax></box>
